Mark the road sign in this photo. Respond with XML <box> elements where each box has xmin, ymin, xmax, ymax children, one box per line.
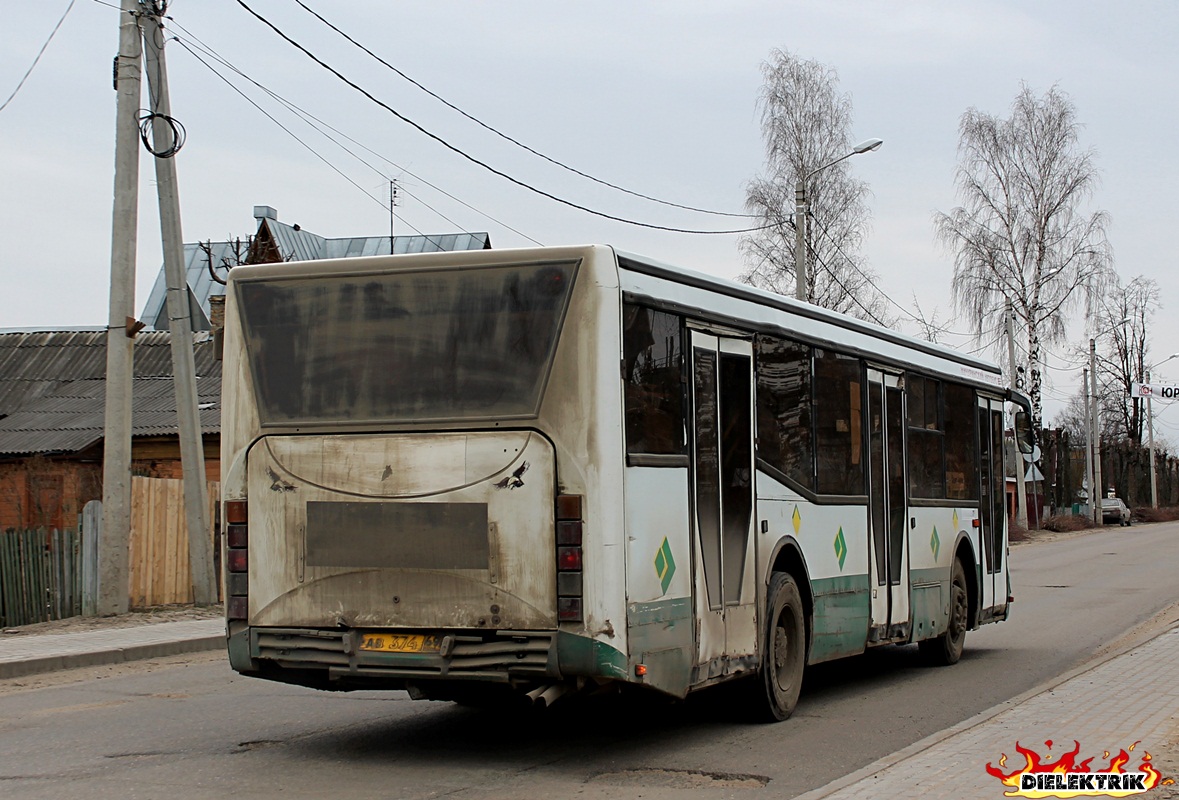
<box><xmin>1132</xmin><ymin>382</ymin><xmax>1179</xmax><ymax>399</ymax></box>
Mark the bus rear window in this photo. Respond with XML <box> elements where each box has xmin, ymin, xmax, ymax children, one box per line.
<box><xmin>236</xmin><ymin>260</ymin><xmax>578</xmax><ymax>425</ymax></box>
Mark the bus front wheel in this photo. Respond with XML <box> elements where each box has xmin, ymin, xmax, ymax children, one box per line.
<box><xmin>751</xmin><ymin>571</ymin><xmax>806</xmax><ymax>722</ymax></box>
<box><xmin>919</xmin><ymin>557</ymin><xmax>968</xmax><ymax>666</ymax></box>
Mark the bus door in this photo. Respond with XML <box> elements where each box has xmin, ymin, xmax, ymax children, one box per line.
<box><xmin>976</xmin><ymin>397</ymin><xmax>1006</xmax><ymax>616</ymax></box>
<box><xmin>689</xmin><ymin>331</ymin><xmax>758</xmax><ymax>669</ymax></box>
<box><xmin>867</xmin><ymin>369</ymin><xmax>910</xmax><ymax>641</ymax></box>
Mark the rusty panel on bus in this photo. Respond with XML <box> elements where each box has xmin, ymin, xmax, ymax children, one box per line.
<box><xmin>246</xmin><ymin>431</ymin><xmax>557</xmax><ymax>630</ymax></box>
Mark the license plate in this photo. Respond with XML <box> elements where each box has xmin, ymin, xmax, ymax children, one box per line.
<box><xmin>358</xmin><ymin>632</ymin><xmax>442</xmax><ymax>654</ymax></box>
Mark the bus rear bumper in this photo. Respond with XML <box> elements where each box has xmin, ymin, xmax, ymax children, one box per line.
<box><xmin>228</xmin><ymin>625</ymin><xmax>628</xmax><ymax>692</ymax></box>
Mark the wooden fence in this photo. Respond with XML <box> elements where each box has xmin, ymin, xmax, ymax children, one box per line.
<box><xmin>0</xmin><ymin>478</ymin><xmax>220</xmax><ymax>626</ymax></box>
<box><xmin>128</xmin><ymin>477</ymin><xmax>219</xmax><ymax>609</ymax></box>
<box><xmin>0</xmin><ymin>528</ymin><xmax>82</xmax><ymax>627</ymax></box>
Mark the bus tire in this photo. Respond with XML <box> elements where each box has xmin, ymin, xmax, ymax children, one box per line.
<box><xmin>751</xmin><ymin>571</ymin><xmax>806</xmax><ymax>722</ymax></box>
<box><xmin>920</xmin><ymin>557</ymin><xmax>968</xmax><ymax>666</ymax></box>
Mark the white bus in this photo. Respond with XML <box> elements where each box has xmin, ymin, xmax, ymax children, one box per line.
<box><xmin>220</xmin><ymin>244</ymin><xmax>1030</xmax><ymax>720</ymax></box>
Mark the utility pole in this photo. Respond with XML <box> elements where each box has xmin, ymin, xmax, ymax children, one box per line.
<box><xmin>99</xmin><ymin>0</ymin><xmax>143</xmax><ymax>616</ymax></box>
<box><xmin>141</xmin><ymin>10</ymin><xmax>217</xmax><ymax>604</ymax></box>
<box><xmin>1147</xmin><ymin>369</ymin><xmax>1158</xmax><ymax>508</ymax></box>
<box><xmin>1005</xmin><ymin>301</ymin><xmax>1029</xmax><ymax>528</ymax></box>
<box><xmin>1089</xmin><ymin>337</ymin><xmax>1104</xmax><ymax>524</ymax></box>
<box><xmin>388</xmin><ymin>179</ymin><xmax>398</xmax><ymax>253</ymax></box>
<box><xmin>1083</xmin><ymin>368</ymin><xmax>1094</xmax><ymax>518</ymax></box>
<box><xmin>793</xmin><ymin>181</ymin><xmax>808</xmax><ymax>302</ymax></box>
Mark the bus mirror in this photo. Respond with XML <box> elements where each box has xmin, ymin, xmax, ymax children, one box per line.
<box><xmin>1014</xmin><ymin>410</ymin><xmax>1035</xmax><ymax>455</ymax></box>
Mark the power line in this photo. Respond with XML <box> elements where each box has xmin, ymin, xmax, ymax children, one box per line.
<box><xmin>172</xmin><ymin>30</ymin><xmax>543</xmax><ymax>246</ymax></box>
<box><xmin>0</xmin><ymin>0</ymin><xmax>76</xmax><ymax>113</ymax></box>
<box><xmin>174</xmin><ymin>37</ymin><xmax>455</xmax><ymax>250</ymax></box>
<box><xmin>807</xmin><ymin>214</ymin><xmax>986</xmax><ymax>341</ymax></box>
<box><xmin>233</xmin><ymin>0</ymin><xmax>773</xmax><ymax>236</ymax></box>
<box><xmin>171</xmin><ymin>23</ymin><xmax>541</xmax><ymax>244</ymax></box>
<box><xmin>291</xmin><ymin>0</ymin><xmax>753</xmax><ymax>220</ymax></box>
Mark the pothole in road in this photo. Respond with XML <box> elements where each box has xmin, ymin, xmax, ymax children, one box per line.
<box><xmin>237</xmin><ymin>739</ymin><xmax>285</xmax><ymax>751</ymax></box>
<box><xmin>589</xmin><ymin>768</ymin><xmax>769</xmax><ymax>789</ymax></box>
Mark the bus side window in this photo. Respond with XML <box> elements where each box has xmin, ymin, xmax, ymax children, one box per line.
<box><xmin>754</xmin><ymin>334</ymin><xmax>814</xmax><ymax>491</ymax></box>
<box><xmin>943</xmin><ymin>383</ymin><xmax>978</xmax><ymax>501</ymax></box>
<box><xmin>907</xmin><ymin>375</ymin><xmax>946</xmax><ymax>498</ymax></box>
<box><xmin>814</xmin><ymin>350</ymin><xmax>865</xmax><ymax>495</ymax></box>
<box><xmin>622</xmin><ymin>305</ymin><xmax>685</xmax><ymax>455</ymax></box>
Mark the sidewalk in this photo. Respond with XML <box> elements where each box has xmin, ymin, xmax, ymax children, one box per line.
<box><xmin>798</xmin><ymin>623</ymin><xmax>1179</xmax><ymax>799</ymax></box>
<box><xmin>0</xmin><ymin>617</ymin><xmax>224</xmax><ymax>679</ymax></box>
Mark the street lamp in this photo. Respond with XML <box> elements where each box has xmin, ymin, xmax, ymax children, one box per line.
<box><xmin>1146</xmin><ymin>353</ymin><xmax>1179</xmax><ymax>508</ymax></box>
<box><xmin>794</xmin><ymin>138</ymin><xmax>883</xmax><ymax>302</ymax></box>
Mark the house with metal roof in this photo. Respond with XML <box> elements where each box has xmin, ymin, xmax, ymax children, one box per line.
<box><xmin>139</xmin><ymin>205</ymin><xmax>492</xmax><ymax>331</ymax></box>
<box><xmin>0</xmin><ymin>331</ymin><xmax>220</xmax><ymax>531</ymax></box>
<box><xmin>0</xmin><ymin>208</ymin><xmax>489</xmax><ymax>530</ymax></box>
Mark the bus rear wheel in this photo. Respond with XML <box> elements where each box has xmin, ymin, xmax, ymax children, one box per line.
<box><xmin>919</xmin><ymin>557</ymin><xmax>968</xmax><ymax>666</ymax></box>
<box><xmin>750</xmin><ymin>571</ymin><xmax>806</xmax><ymax>722</ymax></box>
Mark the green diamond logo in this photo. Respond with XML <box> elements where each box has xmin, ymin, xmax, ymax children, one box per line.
<box><xmin>931</xmin><ymin>526</ymin><xmax>940</xmax><ymax>560</ymax></box>
<box><xmin>654</xmin><ymin>537</ymin><xmax>676</xmax><ymax>595</ymax></box>
<box><xmin>833</xmin><ymin>527</ymin><xmax>847</xmax><ymax>571</ymax></box>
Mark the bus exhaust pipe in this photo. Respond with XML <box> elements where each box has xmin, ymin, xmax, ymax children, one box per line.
<box><xmin>525</xmin><ymin>683</ymin><xmax>568</xmax><ymax>708</ymax></box>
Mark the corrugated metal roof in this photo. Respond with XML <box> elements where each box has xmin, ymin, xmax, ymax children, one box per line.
<box><xmin>0</xmin><ymin>332</ymin><xmax>220</xmax><ymax>457</ymax></box>
<box><xmin>138</xmin><ymin>211</ymin><xmax>491</xmax><ymax>331</ymax></box>
<box><xmin>268</xmin><ymin>220</ymin><xmax>327</xmax><ymax>262</ymax></box>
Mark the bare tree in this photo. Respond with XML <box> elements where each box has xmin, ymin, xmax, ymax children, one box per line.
<box><xmin>1051</xmin><ymin>388</ymin><xmax>1090</xmax><ymax>443</ymax></box>
<box><xmin>1092</xmin><ymin>275</ymin><xmax>1160</xmax><ymax>447</ymax></box>
<box><xmin>740</xmin><ymin>49</ymin><xmax>891</xmax><ymax>324</ymax></box>
<box><xmin>935</xmin><ymin>84</ymin><xmax>1112</xmax><ymax>431</ymax></box>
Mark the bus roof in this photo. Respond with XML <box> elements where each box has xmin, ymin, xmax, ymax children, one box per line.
<box><xmin>615</xmin><ymin>249</ymin><xmax>1005</xmax><ymax>391</ymax></box>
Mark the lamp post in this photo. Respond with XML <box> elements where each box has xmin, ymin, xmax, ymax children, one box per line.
<box><xmin>1146</xmin><ymin>353</ymin><xmax>1179</xmax><ymax>508</ymax></box>
<box><xmin>794</xmin><ymin>138</ymin><xmax>883</xmax><ymax>302</ymax></box>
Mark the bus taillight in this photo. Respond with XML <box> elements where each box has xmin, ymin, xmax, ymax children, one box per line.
<box><xmin>225</xmin><ymin>500</ymin><xmax>249</xmax><ymax>621</ymax></box>
<box><xmin>556</xmin><ymin>494</ymin><xmax>583</xmax><ymax>622</ymax></box>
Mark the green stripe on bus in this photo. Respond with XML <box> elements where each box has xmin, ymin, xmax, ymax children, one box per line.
<box><xmin>809</xmin><ymin>574</ymin><xmax>871</xmax><ymax>662</ymax></box>
<box><xmin>556</xmin><ymin>631</ymin><xmax>629</xmax><ymax>681</ymax></box>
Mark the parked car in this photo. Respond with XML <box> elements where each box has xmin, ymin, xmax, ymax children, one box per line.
<box><xmin>1100</xmin><ymin>497</ymin><xmax>1131</xmax><ymax>526</ymax></box>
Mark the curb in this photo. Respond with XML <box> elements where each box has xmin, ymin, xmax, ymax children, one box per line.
<box><xmin>0</xmin><ymin>634</ymin><xmax>225</xmax><ymax>680</ymax></box>
<box><xmin>793</xmin><ymin>616</ymin><xmax>1179</xmax><ymax>800</ymax></box>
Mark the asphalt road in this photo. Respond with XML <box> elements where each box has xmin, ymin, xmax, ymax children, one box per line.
<box><xmin>2</xmin><ymin>522</ymin><xmax>1178</xmax><ymax>800</ymax></box>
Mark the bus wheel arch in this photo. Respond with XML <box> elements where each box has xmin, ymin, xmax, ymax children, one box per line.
<box><xmin>748</xmin><ymin>570</ymin><xmax>807</xmax><ymax>721</ymax></box>
<box><xmin>952</xmin><ymin>537</ymin><xmax>979</xmax><ymax>630</ymax></box>
<box><xmin>769</xmin><ymin>539</ymin><xmax>813</xmax><ymax>660</ymax></box>
<box><xmin>745</xmin><ymin>540</ymin><xmax>812</xmax><ymax>722</ymax></box>
<box><xmin>920</xmin><ymin>549</ymin><xmax>970</xmax><ymax>666</ymax></box>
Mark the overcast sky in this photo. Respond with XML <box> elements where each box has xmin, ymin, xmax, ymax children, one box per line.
<box><xmin>1</xmin><ymin>0</ymin><xmax>1176</xmax><ymax>431</ymax></box>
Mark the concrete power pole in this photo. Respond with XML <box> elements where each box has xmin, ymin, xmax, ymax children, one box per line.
<box><xmin>1083</xmin><ymin>368</ymin><xmax>1094</xmax><ymax>518</ymax></box>
<box><xmin>98</xmin><ymin>0</ymin><xmax>144</xmax><ymax>616</ymax></box>
<box><xmin>1089</xmin><ymin>338</ymin><xmax>1104</xmax><ymax>525</ymax></box>
<box><xmin>1005</xmin><ymin>301</ymin><xmax>1029</xmax><ymax>529</ymax></box>
<box><xmin>141</xmin><ymin>12</ymin><xmax>217</xmax><ymax>604</ymax></box>
<box><xmin>793</xmin><ymin>181</ymin><xmax>808</xmax><ymax>302</ymax></box>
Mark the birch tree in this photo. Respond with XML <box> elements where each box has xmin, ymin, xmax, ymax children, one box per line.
<box><xmin>935</xmin><ymin>84</ymin><xmax>1111</xmax><ymax>431</ymax></box>
<box><xmin>740</xmin><ymin>49</ymin><xmax>890</xmax><ymax>323</ymax></box>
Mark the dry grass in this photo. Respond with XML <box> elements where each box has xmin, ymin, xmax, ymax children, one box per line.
<box><xmin>1039</xmin><ymin>514</ymin><xmax>1097</xmax><ymax>533</ymax></box>
<box><xmin>1132</xmin><ymin>506</ymin><xmax>1179</xmax><ymax>523</ymax></box>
